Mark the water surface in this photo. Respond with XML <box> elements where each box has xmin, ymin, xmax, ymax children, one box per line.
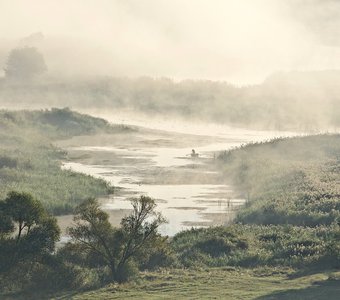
<box><xmin>60</xmin><ymin>120</ymin><xmax>295</xmax><ymax>236</ymax></box>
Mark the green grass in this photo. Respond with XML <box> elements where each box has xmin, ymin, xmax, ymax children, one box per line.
<box><xmin>48</xmin><ymin>134</ymin><xmax>340</xmax><ymax>298</ymax></box>
<box><xmin>0</xmin><ymin>108</ymin><xmax>125</xmax><ymax>214</ymax></box>
<box><xmin>218</xmin><ymin>134</ymin><xmax>340</xmax><ymax>226</ymax></box>
<box><xmin>1</xmin><ymin>114</ymin><xmax>339</xmax><ymax>299</ymax></box>
<box><xmin>171</xmin><ymin>225</ymin><xmax>340</xmax><ymax>270</ymax></box>
<box><xmin>55</xmin><ymin>268</ymin><xmax>340</xmax><ymax>300</ymax></box>
<box><xmin>168</xmin><ymin>135</ymin><xmax>340</xmax><ymax>272</ymax></box>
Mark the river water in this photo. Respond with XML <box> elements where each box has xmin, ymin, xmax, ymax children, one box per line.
<box><xmin>60</xmin><ymin>114</ymin><xmax>296</xmax><ymax>236</ymax></box>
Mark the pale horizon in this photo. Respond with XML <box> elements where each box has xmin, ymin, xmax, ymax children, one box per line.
<box><xmin>1</xmin><ymin>0</ymin><xmax>340</xmax><ymax>84</ymax></box>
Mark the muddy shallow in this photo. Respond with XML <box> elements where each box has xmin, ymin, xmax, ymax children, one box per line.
<box><xmin>56</xmin><ymin>124</ymin><xmax>295</xmax><ymax>236</ymax></box>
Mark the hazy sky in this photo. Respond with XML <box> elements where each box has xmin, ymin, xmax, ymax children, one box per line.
<box><xmin>1</xmin><ymin>0</ymin><xmax>340</xmax><ymax>84</ymax></box>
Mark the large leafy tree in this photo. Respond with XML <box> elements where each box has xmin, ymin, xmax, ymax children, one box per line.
<box><xmin>0</xmin><ymin>202</ymin><xmax>13</xmax><ymax>238</ymax></box>
<box><xmin>68</xmin><ymin>196</ymin><xmax>166</xmax><ymax>282</ymax></box>
<box><xmin>4</xmin><ymin>47</ymin><xmax>47</xmax><ymax>80</ymax></box>
<box><xmin>4</xmin><ymin>191</ymin><xmax>44</xmax><ymax>241</ymax></box>
<box><xmin>0</xmin><ymin>191</ymin><xmax>60</xmax><ymax>270</ymax></box>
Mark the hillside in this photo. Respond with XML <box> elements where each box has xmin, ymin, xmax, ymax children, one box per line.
<box><xmin>65</xmin><ymin>268</ymin><xmax>340</xmax><ymax>300</ymax></box>
<box><xmin>169</xmin><ymin>135</ymin><xmax>340</xmax><ymax>271</ymax></box>
<box><xmin>219</xmin><ymin>134</ymin><xmax>340</xmax><ymax>226</ymax></box>
<box><xmin>0</xmin><ymin>115</ymin><xmax>339</xmax><ymax>299</ymax></box>
<box><xmin>60</xmin><ymin>134</ymin><xmax>340</xmax><ymax>299</ymax></box>
<box><xmin>0</xmin><ymin>108</ymin><xmax>129</xmax><ymax>214</ymax></box>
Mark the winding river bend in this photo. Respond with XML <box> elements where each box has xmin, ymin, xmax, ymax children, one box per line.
<box><xmin>57</xmin><ymin>115</ymin><xmax>295</xmax><ymax>236</ymax></box>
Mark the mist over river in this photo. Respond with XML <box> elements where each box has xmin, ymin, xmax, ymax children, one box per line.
<box><xmin>58</xmin><ymin>114</ymin><xmax>297</xmax><ymax>236</ymax></box>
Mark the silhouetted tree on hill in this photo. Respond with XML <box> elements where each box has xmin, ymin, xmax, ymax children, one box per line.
<box><xmin>4</xmin><ymin>47</ymin><xmax>47</xmax><ymax>80</ymax></box>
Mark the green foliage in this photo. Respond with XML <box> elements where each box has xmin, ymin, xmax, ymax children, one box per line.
<box><xmin>62</xmin><ymin>268</ymin><xmax>340</xmax><ymax>300</ymax></box>
<box><xmin>0</xmin><ymin>202</ymin><xmax>14</xmax><ymax>236</ymax></box>
<box><xmin>0</xmin><ymin>192</ymin><xmax>62</xmax><ymax>296</ymax></box>
<box><xmin>0</xmin><ymin>107</ymin><xmax>125</xmax><ymax>139</ymax></box>
<box><xmin>0</xmin><ymin>108</ymin><xmax>133</xmax><ymax>295</ymax></box>
<box><xmin>0</xmin><ymin>108</ymin><xmax>117</xmax><ymax>214</ymax></box>
<box><xmin>66</xmin><ymin>196</ymin><xmax>167</xmax><ymax>283</ymax></box>
<box><xmin>172</xmin><ymin>226</ymin><xmax>249</xmax><ymax>268</ymax></box>
<box><xmin>165</xmin><ymin>135</ymin><xmax>336</xmax><ymax>272</ymax></box>
<box><xmin>2</xmin><ymin>191</ymin><xmax>45</xmax><ymax>239</ymax></box>
<box><xmin>171</xmin><ymin>224</ymin><xmax>340</xmax><ymax>269</ymax></box>
<box><xmin>0</xmin><ymin>155</ymin><xmax>18</xmax><ymax>168</ymax></box>
<box><xmin>0</xmin><ymin>192</ymin><xmax>60</xmax><ymax>260</ymax></box>
<box><xmin>218</xmin><ymin>134</ymin><xmax>340</xmax><ymax>226</ymax></box>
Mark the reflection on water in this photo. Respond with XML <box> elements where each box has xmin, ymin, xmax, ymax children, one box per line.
<box><xmin>83</xmin><ymin>109</ymin><xmax>297</xmax><ymax>139</ymax></box>
<box><xmin>59</xmin><ymin>114</ymin><xmax>298</xmax><ymax>236</ymax></box>
<box><xmin>60</xmin><ymin>123</ymin><xmax>296</xmax><ymax>236</ymax></box>
<box><xmin>63</xmin><ymin>161</ymin><xmax>244</xmax><ymax>236</ymax></box>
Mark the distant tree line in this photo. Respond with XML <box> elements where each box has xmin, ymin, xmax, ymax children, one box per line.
<box><xmin>1</xmin><ymin>70</ymin><xmax>340</xmax><ymax>130</ymax></box>
<box><xmin>3</xmin><ymin>47</ymin><xmax>47</xmax><ymax>80</ymax></box>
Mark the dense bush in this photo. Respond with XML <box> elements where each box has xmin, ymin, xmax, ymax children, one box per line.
<box><xmin>171</xmin><ymin>224</ymin><xmax>340</xmax><ymax>269</ymax></box>
<box><xmin>65</xmin><ymin>196</ymin><xmax>168</xmax><ymax>283</ymax></box>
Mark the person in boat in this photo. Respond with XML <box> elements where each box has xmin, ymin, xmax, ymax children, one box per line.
<box><xmin>191</xmin><ymin>149</ymin><xmax>199</xmax><ymax>158</ymax></box>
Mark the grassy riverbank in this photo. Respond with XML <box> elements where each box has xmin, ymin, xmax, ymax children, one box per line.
<box><xmin>57</xmin><ymin>134</ymin><xmax>339</xmax><ymax>299</ymax></box>
<box><xmin>0</xmin><ymin>108</ymin><xmax>128</xmax><ymax>214</ymax></box>
<box><xmin>1</xmin><ymin>113</ymin><xmax>339</xmax><ymax>299</ymax></box>
<box><xmin>219</xmin><ymin>134</ymin><xmax>340</xmax><ymax>226</ymax></box>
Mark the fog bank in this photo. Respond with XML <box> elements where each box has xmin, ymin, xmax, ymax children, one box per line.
<box><xmin>1</xmin><ymin>0</ymin><xmax>340</xmax><ymax>84</ymax></box>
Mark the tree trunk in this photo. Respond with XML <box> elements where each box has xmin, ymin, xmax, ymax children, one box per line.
<box><xmin>109</xmin><ymin>262</ymin><xmax>117</xmax><ymax>281</ymax></box>
<box><xmin>17</xmin><ymin>222</ymin><xmax>23</xmax><ymax>242</ymax></box>
<box><xmin>114</xmin><ymin>264</ymin><xmax>126</xmax><ymax>283</ymax></box>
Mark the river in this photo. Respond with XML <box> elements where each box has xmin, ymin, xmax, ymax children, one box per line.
<box><xmin>58</xmin><ymin>113</ymin><xmax>297</xmax><ymax>236</ymax></box>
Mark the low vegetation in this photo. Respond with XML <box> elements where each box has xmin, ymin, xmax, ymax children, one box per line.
<box><xmin>65</xmin><ymin>196</ymin><xmax>167</xmax><ymax>283</ymax></box>
<box><xmin>0</xmin><ymin>194</ymin><xmax>170</xmax><ymax>298</ymax></box>
<box><xmin>0</xmin><ymin>108</ymin><xmax>124</xmax><ymax>214</ymax></box>
<box><xmin>62</xmin><ymin>268</ymin><xmax>340</xmax><ymax>300</ymax></box>
<box><xmin>168</xmin><ymin>135</ymin><xmax>340</xmax><ymax>272</ymax></box>
<box><xmin>218</xmin><ymin>134</ymin><xmax>340</xmax><ymax>226</ymax></box>
<box><xmin>172</xmin><ymin>224</ymin><xmax>339</xmax><ymax>270</ymax></box>
<box><xmin>0</xmin><ymin>113</ymin><xmax>339</xmax><ymax>299</ymax></box>
<box><xmin>0</xmin><ymin>191</ymin><xmax>60</xmax><ymax>294</ymax></box>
